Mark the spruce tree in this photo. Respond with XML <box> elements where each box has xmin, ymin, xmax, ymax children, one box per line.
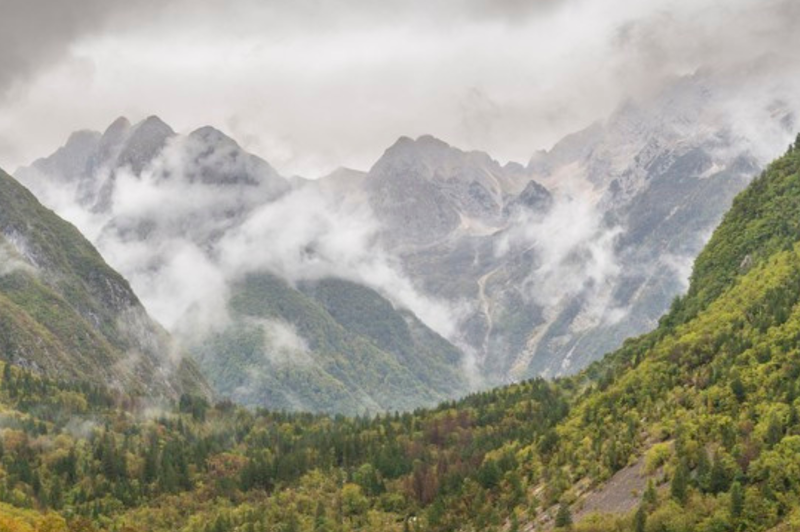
<box><xmin>670</xmin><ymin>461</ymin><xmax>689</xmax><ymax>504</ymax></box>
<box><xmin>634</xmin><ymin>504</ymin><xmax>647</xmax><ymax>532</ymax></box>
<box><xmin>730</xmin><ymin>481</ymin><xmax>744</xmax><ymax>519</ymax></box>
<box><xmin>554</xmin><ymin>503</ymin><xmax>572</xmax><ymax>528</ymax></box>
<box><xmin>709</xmin><ymin>453</ymin><xmax>730</xmax><ymax>494</ymax></box>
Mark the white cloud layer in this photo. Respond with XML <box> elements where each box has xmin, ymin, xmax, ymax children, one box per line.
<box><xmin>2</xmin><ymin>0</ymin><xmax>798</xmax><ymax>178</ymax></box>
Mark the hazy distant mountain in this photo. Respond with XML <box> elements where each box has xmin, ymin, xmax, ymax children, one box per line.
<box><xmin>17</xmin><ymin>117</ymin><xmax>471</xmax><ymax>414</ymax></box>
<box><xmin>16</xmin><ymin>71</ymin><xmax>795</xmax><ymax>409</ymax></box>
<box><xmin>319</xmin><ymin>72</ymin><xmax>791</xmax><ymax>383</ymax></box>
<box><xmin>0</xmin><ymin>166</ymin><xmax>209</xmax><ymax>399</ymax></box>
<box><xmin>365</xmin><ymin>134</ymin><xmax>531</xmax><ymax>248</ymax></box>
<box><xmin>516</xmin><ymin>74</ymin><xmax>773</xmax><ymax>376</ymax></box>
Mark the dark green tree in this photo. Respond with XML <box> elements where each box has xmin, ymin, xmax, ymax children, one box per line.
<box><xmin>709</xmin><ymin>453</ymin><xmax>731</xmax><ymax>494</ymax></box>
<box><xmin>554</xmin><ymin>503</ymin><xmax>572</xmax><ymax>528</ymax></box>
<box><xmin>634</xmin><ymin>504</ymin><xmax>647</xmax><ymax>532</ymax></box>
<box><xmin>730</xmin><ymin>481</ymin><xmax>744</xmax><ymax>519</ymax></box>
<box><xmin>643</xmin><ymin>479</ymin><xmax>658</xmax><ymax>508</ymax></box>
<box><xmin>671</xmin><ymin>461</ymin><xmax>689</xmax><ymax>504</ymax></box>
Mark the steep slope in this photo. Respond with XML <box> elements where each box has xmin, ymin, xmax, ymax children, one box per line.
<box><xmin>192</xmin><ymin>273</ymin><xmax>468</xmax><ymax>414</ymax></box>
<box><xmin>354</xmin><ymin>72</ymin><xmax>784</xmax><ymax>385</ymax></box>
<box><xmin>18</xmin><ymin>78</ymin><xmax>793</xmax><ymax>413</ymax></box>
<box><xmin>512</xmin><ymin>136</ymin><xmax>800</xmax><ymax>530</ymax></box>
<box><xmin>17</xmin><ymin>116</ymin><xmax>472</xmax><ymax>414</ymax></box>
<box><xmin>0</xmin><ymin>167</ymin><xmax>209</xmax><ymax>399</ymax></box>
<box><xmin>520</xmin><ymin>75</ymin><xmax>765</xmax><ymax>377</ymax></box>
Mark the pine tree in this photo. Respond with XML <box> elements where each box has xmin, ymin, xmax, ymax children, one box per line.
<box><xmin>634</xmin><ymin>504</ymin><xmax>647</xmax><ymax>532</ymax></box>
<box><xmin>766</xmin><ymin>416</ymin><xmax>783</xmax><ymax>448</ymax></box>
<box><xmin>730</xmin><ymin>374</ymin><xmax>746</xmax><ymax>403</ymax></box>
<box><xmin>730</xmin><ymin>481</ymin><xmax>744</xmax><ymax>519</ymax></box>
<box><xmin>671</xmin><ymin>461</ymin><xmax>689</xmax><ymax>504</ymax></box>
<box><xmin>554</xmin><ymin>503</ymin><xmax>572</xmax><ymax>528</ymax></box>
<box><xmin>696</xmin><ymin>450</ymin><xmax>711</xmax><ymax>492</ymax></box>
<box><xmin>709</xmin><ymin>453</ymin><xmax>730</xmax><ymax>494</ymax></box>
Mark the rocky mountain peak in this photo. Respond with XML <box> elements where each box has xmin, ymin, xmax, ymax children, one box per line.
<box><xmin>189</xmin><ymin>125</ymin><xmax>239</xmax><ymax>148</ymax></box>
<box><xmin>134</xmin><ymin>115</ymin><xmax>174</xmax><ymax>137</ymax></box>
<box><xmin>115</xmin><ymin>116</ymin><xmax>176</xmax><ymax>176</ymax></box>
<box><xmin>103</xmin><ymin>116</ymin><xmax>132</xmax><ymax>139</ymax></box>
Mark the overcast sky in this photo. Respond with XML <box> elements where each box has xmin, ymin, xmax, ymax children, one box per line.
<box><xmin>0</xmin><ymin>0</ymin><xmax>797</xmax><ymax>177</ymax></box>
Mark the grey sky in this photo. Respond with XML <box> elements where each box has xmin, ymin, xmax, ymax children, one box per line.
<box><xmin>0</xmin><ymin>0</ymin><xmax>797</xmax><ymax>177</ymax></box>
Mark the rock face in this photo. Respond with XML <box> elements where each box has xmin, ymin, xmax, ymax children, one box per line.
<box><xmin>0</xmin><ymin>167</ymin><xmax>210</xmax><ymax>399</ymax></box>
<box><xmin>17</xmin><ymin>117</ymin><xmax>471</xmax><ymax>414</ymax></box>
<box><xmin>15</xmin><ymin>70</ymin><xmax>797</xmax><ymax>409</ymax></box>
<box><xmin>342</xmin><ymin>72</ymin><xmax>790</xmax><ymax>383</ymax></box>
<box><xmin>365</xmin><ymin>135</ymin><xmax>526</xmax><ymax>248</ymax></box>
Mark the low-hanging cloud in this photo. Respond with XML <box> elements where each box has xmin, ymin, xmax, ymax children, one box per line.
<box><xmin>218</xmin><ymin>184</ymin><xmax>469</xmax><ymax>340</ymax></box>
<box><xmin>23</xmin><ymin>128</ymin><xmax>470</xmax><ymax>353</ymax></box>
<box><xmin>497</xmin><ymin>188</ymin><xmax>626</xmax><ymax>329</ymax></box>
<box><xmin>0</xmin><ymin>240</ymin><xmax>35</xmax><ymax>277</ymax></box>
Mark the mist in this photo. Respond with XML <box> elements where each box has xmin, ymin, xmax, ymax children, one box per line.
<box><xmin>19</xmin><ymin>129</ymin><xmax>470</xmax><ymax>363</ymax></box>
<box><xmin>2</xmin><ymin>0</ymin><xmax>798</xmax><ymax>179</ymax></box>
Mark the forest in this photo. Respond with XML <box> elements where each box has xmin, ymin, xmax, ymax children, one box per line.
<box><xmin>1</xmin><ymin>138</ymin><xmax>800</xmax><ymax>531</ymax></box>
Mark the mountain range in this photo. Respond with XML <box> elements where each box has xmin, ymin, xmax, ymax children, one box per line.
<box><xmin>0</xmin><ymin>132</ymin><xmax>799</xmax><ymax>531</ymax></box>
<box><xmin>15</xmin><ymin>71</ymin><xmax>796</xmax><ymax>413</ymax></box>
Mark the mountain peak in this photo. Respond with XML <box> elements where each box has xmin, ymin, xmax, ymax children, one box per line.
<box><xmin>103</xmin><ymin>116</ymin><xmax>132</xmax><ymax>139</ymax></box>
<box><xmin>385</xmin><ymin>134</ymin><xmax>451</xmax><ymax>153</ymax></box>
<box><xmin>416</xmin><ymin>134</ymin><xmax>450</xmax><ymax>149</ymax></box>
<box><xmin>189</xmin><ymin>125</ymin><xmax>239</xmax><ymax>147</ymax></box>
<box><xmin>133</xmin><ymin>115</ymin><xmax>175</xmax><ymax>137</ymax></box>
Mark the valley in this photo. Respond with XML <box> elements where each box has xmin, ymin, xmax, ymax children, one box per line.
<box><xmin>1</xmin><ymin>2</ymin><xmax>799</xmax><ymax>530</ymax></box>
<box><xmin>0</xmin><ymin>137</ymin><xmax>799</xmax><ymax>530</ymax></box>
<box><xmin>15</xmin><ymin>70</ymin><xmax>786</xmax><ymax>413</ymax></box>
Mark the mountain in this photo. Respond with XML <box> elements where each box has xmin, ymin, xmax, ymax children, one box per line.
<box><xmin>346</xmin><ymin>72</ymin><xmax>789</xmax><ymax>384</ymax></box>
<box><xmin>192</xmin><ymin>274</ymin><xmax>467</xmax><ymax>415</ymax></box>
<box><xmin>1</xmin><ymin>137</ymin><xmax>800</xmax><ymax>531</ymax></box>
<box><xmin>365</xmin><ymin>134</ymin><xmax>530</xmax><ymax>248</ymax></box>
<box><xmin>16</xmin><ymin>116</ymin><xmax>469</xmax><ymax>414</ymax></box>
<box><xmin>15</xmin><ymin>73</ymin><xmax>795</xmax><ymax>412</ymax></box>
<box><xmin>0</xmin><ymin>166</ymin><xmax>209</xmax><ymax>399</ymax></box>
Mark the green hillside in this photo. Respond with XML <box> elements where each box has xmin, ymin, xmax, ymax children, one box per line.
<box><xmin>0</xmin><ymin>167</ymin><xmax>209</xmax><ymax>399</ymax></box>
<box><xmin>192</xmin><ymin>274</ymin><xmax>468</xmax><ymax>414</ymax></box>
<box><xmin>2</xmin><ymin>138</ymin><xmax>800</xmax><ymax>531</ymax></box>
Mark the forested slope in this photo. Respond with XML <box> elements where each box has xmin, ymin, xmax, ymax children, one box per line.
<box><xmin>0</xmin><ymin>168</ymin><xmax>209</xmax><ymax>399</ymax></box>
<box><xmin>2</xmin><ymin>138</ymin><xmax>800</xmax><ymax>531</ymax></box>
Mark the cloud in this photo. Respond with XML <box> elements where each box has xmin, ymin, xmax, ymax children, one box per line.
<box><xmin>0</xmin><ymin>0</ymin><xmax>169</xmax><ymax>98</ymax></box>
<box><xmin>218</xmin><ymin>184</ymin><xmax>468</xmax><ymax>339</ymax></box>
<box><xmin>497</xmin><ymin>187</ymin><xmax>626</xmax><ymax>328</ymax></box>
<box><xmin>3</xmin><ymin>0</ymin><xmax>799</xmax><ymax>178</ymax></box>
<box><xmin>21</xmin><ymin>125</ymin><xmax>468</xmax><ymax>353</ymax></box>
<box><xmin>250</xmin><ymin>318</ymin><xmax>313</xmax><ymax>366</ymax></box>
<box><xmin>0</xmin><ymin>240</ymin><xmax>34</xmax><ymax>277</ymax></box>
